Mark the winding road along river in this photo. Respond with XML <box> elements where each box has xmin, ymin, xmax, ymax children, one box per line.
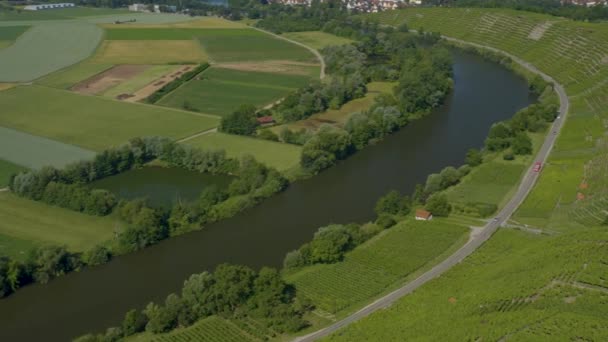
<box><xmin>0</xmin><ymin>50</ymin><xmax>535</xmax><ymax>341</ymax></box>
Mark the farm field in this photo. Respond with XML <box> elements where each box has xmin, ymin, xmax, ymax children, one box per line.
<box><xmin>326</xmin><ymin>228</ymin><xmax>608</xmax><ymax>341</ymax></box>
<box><xmin>281</xmin><ymin>31</ymin><xmax>354</xmax><ymax>50</ymax></box>
<box><xmin>0</xmin><ymin>126</ymin><xmax>95</xmax><ymax>169</ymax></box>
<box><xmin>158</xmin><ymin>67</ymin><xmax>312</xmax><ymax>116</ymax></box>
<box><xmin>0</xmin><ymin>25</ymin><xmax>29</xmax><ymax>49</ymax></box>
<box><xmin>0</xmin><ymin>86</ymin><xmax>220</xmax><ymax>151</ymax></box>
<box><xmin>0</xmin><ymin>192</ymin><xmax>120</xmax><ymax>256</ymax></box>
<box><xmin>285</xmin><ymin>220</ymin><xmax>469</xmax><ymax>314</ymax></box>
<box><xmin>35</xmin><ymin>62</ymin><xmax>113</xmax><ymax>89</ymax></box>
<box><xmin>0</xmin><ymin>22</ymin><xmax>103</xmax><ymax>82</ymax></box>
<box><xmin>185</xmin><ymin>132</ymin><xmax>302</xmax><ymax>171</ymax></box>
<box><xmin>102</xmin><ymin>65</ymin><xmax>183</xmax><ymax>99</ymax></box>
<box><xmin>271</xmin><ymin>82</ymin><xmax>394</xmax><ymax>133</ymax></box>
<box><xmin>100</xmin><ymin>27</ymin><xmax>317</xmax><ymax>64</ymax></box>
<box><xmin>91</xmin><ymin>40</ymin><xmax>207</xmax><ymax>65</ymax></box>
<box><xmin>100</xmin><ymin>16</ymin><xmax>247</xmax><ymax>29</ymax></box>
<box><xmin>0</xmin><ymin>159</ymin><xmax>27</xmax><ymax>188</ymax></box>
<box><xmin>0</xmin><ymin>7</ymin><xmax>128</xmax><ymax>21</ymax></box>
<box><xmin>71</xmin><ymin>64</ymin><xmax>149</xmax><ymax>95</ymax></box>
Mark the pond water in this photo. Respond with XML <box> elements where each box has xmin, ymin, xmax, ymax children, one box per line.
<box><xmin>0</xmin><ymin>50</ymin><xmax>536</xmax><ymax>341</ymax></box>
<box><xmin>89</xmin><ymin>166</ymin><xmax>234</xmax><ymax>207</ymax></box>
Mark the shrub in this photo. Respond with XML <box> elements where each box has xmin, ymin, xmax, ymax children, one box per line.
<box><xmin>376</xmin><ymin>214</ymin><xmax>397</xmax><ymax>229</ymax></box>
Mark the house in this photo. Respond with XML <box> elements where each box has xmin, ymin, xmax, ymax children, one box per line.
<box><xmin>24</xmin><ymin>3</ymin><xmax>75</xmax><ymax>10</ymax></box>
<box><xmin>256</xmin><ymin>116</ymin><xmax>275</xmax><ymax>126</ymax></box>
<box><xmin>415</xmin><ymin>209</ymin><xmax>433</xmax><ymax>221</ymax></box>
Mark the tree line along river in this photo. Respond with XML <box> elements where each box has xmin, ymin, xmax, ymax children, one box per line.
<box><xmin>0</xmin><ymin>50</ymin><xmax>536</xmax><ymax>341</ymax></box>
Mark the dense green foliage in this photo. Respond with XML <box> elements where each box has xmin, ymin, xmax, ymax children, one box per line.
<box><xmin>76</xmin><ymin>264</ymin><xmax>310</xmax><ymax>341</ymax></box>
<box><xmin>220</xmin><ymin>105</ymin><xmax>259</xmax><ymax>135</ymax></box>
<box><xmin>146</xmin><ymin>63</ymin><xmax>209</xmax><ymax>104</ymax></box>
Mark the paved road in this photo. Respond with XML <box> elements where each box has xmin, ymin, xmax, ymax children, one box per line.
<box><xmin>251</xmin><ymin>27</ymin><xmax>326</xmax><ymax>80</ymax></box>
<box><xmin>294</xmin><ymin>37</ymin><xmax>569</xmax><ymax>342</ymax></box>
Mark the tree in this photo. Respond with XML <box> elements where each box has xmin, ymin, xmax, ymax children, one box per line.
<box><xmin>465</xmin><ymin>148</ymin><xmax>483</xmax><ymax>167</ymax></box>
<box><xmin>512</xmin><ymin>132</ymin><xmax>533</xmax><ymax>155</ymax></box>
<box><xmin>220</xmin><ymin>104</ymin><xmax>258</xmax><ymax>135</ymax></box>
<box><xmin>122</xmin><ymin>309</ymin><xmax>148</xmax><ymax>336</ymax></box>
<box><xmin>425</xmin><ymin>193</ymin><xmax>452</xmax><ymax>217</ymax></box>
<box><xmin>374</xmin><ymin>190</ymin><xmax>403</xmax><ymax>216</ymax></box>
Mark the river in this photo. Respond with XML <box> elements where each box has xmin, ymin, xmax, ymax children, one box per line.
<box><xmin>0</xmin><ymin>50</ymin><xmax>535</xmax><ymax>341</ymax></box>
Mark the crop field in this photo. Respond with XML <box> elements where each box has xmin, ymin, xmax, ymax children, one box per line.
<box><xmin>285</xmin><ymin>220</ymin><xmax>469</xmax><ymax>313</ymax></box>
<box><xmin>104</xmin><ymin>28</ymin><xmax>213</xmax><ymax>40</ymax></box>
<box><xmin>0</xmin><ymin>86</ymin><xmax>220</xmax><ymax>151</ymax></box>
<box><xmin>91</xmin><ymin>40</ymin><xmax>207</xmax><ymax>65</ymax></box>
<box><xmin>101</xmin><ymin>17</ymin><xmax>247</xmax><ymax>29</ymax></box>
<box><xmin>0</xmin><ymin>7</ymin><xmax>128</xmax><ymax>21</ymax></box>
<box><xmin>185</xmin><ymin>133</ymin><xmax>302</xmax><ymax>171</ymax></box>
<box><xmin>158</xmin><ymin>67</ymin><xmax>311</xmax><ymax>116</ymax></box>
<box><xmin>0</xmin><ymin>126</ymin><xmax>95</xmax><ymax>169</ymax></box>
<box><xmin>271</xmin><ymin>82</ymin><xmax>394</xmax><ymax>133</ymax></box>
<box><xmin>0</xmin><ymin>22</ymin><xmax>103</xmax><ymax>82</ymax></box>
<box><xmin>86</xmin><ymin>13</ymin><xmax>195</xmax><ymax>25</ymax></box>
<box><xmin>102</xmin><ymin>65</ymin><xmax>182</xmax><ymax>98</ymax></box>
<box><xmin>281</xmin><ymin>31</ymin><xmax>354</xmax><ymax>50</ymax></box>
<box><xmin>326</xmin><ymin>228</ymin><xmax>608</xmax><ymax>341</ymax></box>
<box><xmin>0</xmin><ymin>159</ymin><xmax>27</xmax><ymax>188</ymax></box>
<box><xmin>0</xmin><ymin>25</ymin><xmax>29</xmax><ymax>49</ymax></box>
<box><xmin>0</xmin><ymin>192</ymin><xmax>120</xmax><ymax>254</ymax></box>
<box><xmin>35</xmin><ymin>62</ymin><xmax>114</xmax><ymax>89</ymax></box>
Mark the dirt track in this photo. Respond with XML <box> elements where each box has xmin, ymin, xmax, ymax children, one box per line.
<box><xmin>72</xmin><ymin>65</ymin><xmax>148</xmax><ymax>95</ymax></box>
<box><xmin>121</xmin><ymin>65</ymin><xmax>194</xmax><ymax>102</ymax></box>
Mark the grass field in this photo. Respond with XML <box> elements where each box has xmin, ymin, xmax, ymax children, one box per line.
<box><xmin>281</xmin><ymin>31</ymin><xmax>354</xmax><ymax>50</ymax></box>
<box><xmin>102</xmin><ymin>65</ymin><xmax>182</xmax><ymax>98</ymax></box>
<box><xmin>0</xmin><ymin>159</ymin><xmax>26</xmax><ymax>187</ymax></box>
<box><xmin>271</xmin><ymin>82</ymin><xmax>395</xmax><ymax>133</ymax></box>
<box><xmin>0</xmin><ymin>126</ymin><xmax>95</xmax><ymax>169</ymax></box>
<box><xmin>285</xmin><ymin>220</ymin><xmax>469</xmax><ymax>314</ymax></box>
<box><xmin>0</xmin><ymin>22</ymin><xmax>103</xmax><ymax>82</ymax></box>
<box><xmin>185</xmin><ymin>132</ymin><xmax>302</xmax><ymax>171</ymax></box>
<box><xmin>0</xmin><ymin>7</ymin><xmax>128</xmax><ymax>21</ymax></box>
<box><xmin>100</xmin><ymin>17</ymin><xmax>247</xmax><ymax>29</ymax></box>
<box><xmin>158</xmin><ymin>67</ymin><xmax>311</xmax><ymax>116</ymax></box>
<box><xmin>0</xmin><ymin>86</ymin><xmax>220</xmax><ymax>151</ymax></box>
<box><xmin>326</xmin><ymin>228</ymin><xmax>608</xmax><ymax>341</ymax></box>
<box><xmin>91</xmin><ymin>40</ymin><xmax>207</xmax><ymax>65</ymax></box>
<box><xmin>35</xmin><ymin>62</ymin><xmax>113</xmax><ymax>89</ymax></box>
<box><xmin>0</xmin><ymin>192</ymin><xmax>120</xmax><ymax>256</ymax></box>
<box><xmin>0</xmin><ymin>25</ymin><xmax>30</xmax><ymax>40</ymax></box>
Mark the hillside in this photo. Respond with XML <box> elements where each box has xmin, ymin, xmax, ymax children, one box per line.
<box><xmin>323</xmin><ymin>8</ymin><xmax>608</xmax><ymax>340</ymax></box>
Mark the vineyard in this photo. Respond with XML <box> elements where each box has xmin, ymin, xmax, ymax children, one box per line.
<box><xmin>285</xmin><ymin>220</ymin><xmax>469</xmax><ymax>313</ymax></box>
<box><xmin>327</xmin><ymin>229</ymin><xmax>608</xmax><ymax>341</ymax></box>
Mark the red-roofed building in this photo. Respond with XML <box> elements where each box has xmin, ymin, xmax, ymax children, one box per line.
<box><xmin>415</xmin><ymin>209</ymin><xmax>433</xmax><ymax>221</ymax></box>
<box><xmin>256</xmin><ymin>116</ymin><xmax>275</xmax><ymax>126</ymax></box>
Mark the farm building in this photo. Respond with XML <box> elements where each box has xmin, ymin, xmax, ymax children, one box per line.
<box><xmin>256</xmin><ymin>116</ymin><xmax>275</xmax><ymax>126</ymax></box>
<box><xmin>24</xmin><ymin>3</ymin><xmax>75</xmax><ymax>10</ymax></box>
<box><xmin>415</xmin><ymin>209</ymin><xmax>433</xmax><ymax>221</ymax></box>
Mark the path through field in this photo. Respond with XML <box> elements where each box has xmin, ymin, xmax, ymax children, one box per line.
<box><xmin>294</xmin><ymin>34</ymin><xmax>570</xmax><ymax>342</ymax></box>
<box><xmin>177</xmin><ymin>128</ymin><xmax>218</xmax><ymax>143</ymax></box>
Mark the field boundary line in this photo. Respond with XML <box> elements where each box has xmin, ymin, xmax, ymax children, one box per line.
<box><xmin>293</xmin><ymin>30</ymin><xmax>570</xmax><ymax>342</ymax></box>
<box><xmin>177</xmin><ymin>128</ymin><xmax>218</xmax><ymax>143</ymax></box>
<box><xmin>250</xmin><ymin>26</ymin><xmax>325</xmax><ymax>80</ymax></box>
<box><xmin>0</xmin><ymin>188</ymin><xmax>8</xmax><ymax>192</ymax></box>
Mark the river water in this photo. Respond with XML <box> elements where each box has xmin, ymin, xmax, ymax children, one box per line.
<box><xmin>0</xmin><ymin>50</ymin><xmax>535</xmax><ymax>341</ymax></box>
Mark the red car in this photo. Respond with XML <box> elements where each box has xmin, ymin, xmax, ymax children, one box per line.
<box><xmin>533</xmin><ymin>162</ymin><xmax>542</xmax><ymax>173</ymax></box>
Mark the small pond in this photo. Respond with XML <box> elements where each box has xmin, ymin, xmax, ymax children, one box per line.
<box><xmin>90</xmin><ymin>166</ymin><xmax>234</xmax><ymax>207</ymax></box>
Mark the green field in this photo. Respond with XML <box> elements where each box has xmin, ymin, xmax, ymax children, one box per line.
<box><xmin>286</xmin><ymin>220</ymin><xmax>469</xmax><ymax>314</ymax></box>
<box><xmin>101</xmin><ymin>27</ymin><xmax>317</xmax><ymax>63</ymax></box>
<box><xmin>185</xmin><ymin>132</ymin><xmax>302</xmax><ymax>171</ymax></box>
<box><xmin>0</xmin><ymin>22</ymin><xmax>103</xmax><ymax>82</ymax></box>
<box><xmin>326</xmin><ymin>228</ymin><xmax>608</xmax><ymax>341</ymax></box>
<box><xmin>0</xmin><ymin>7</ymin><xmax>128</xmax><ymax>21</ymax></box>
<box><xmin>0</xmin><ymin>126</ymin><xmax>95</xmax><ymax>169</ymax></box>
<box><xmin>158</xmin><ymin>67</ymin><xmax>311</xmax><ymax>116</ymax></box>
<box><xmin>102</xmin><ymin>65</ymin><xmax>181</xmax><ymax>98</ymax></box>
<box><xmin>35</xmin><ymin>61</ymin><xmax>113</xmax><ymax>89</ymax></box>
<box><xmin>0</xmin><ymin>192</ymin><xmax>120</xmax><ymax>256</ymax></box>
<box><xmin>0</xmin><ymin>25</ymin><xmax>30</xmax><ymax>40</ymax></box>
<box><xmin>0</xmin><ymin>159</ymin><xmax>26</xmax><ymax>187</ymax></box>
<box><xmin>282</xmin><ymin>31</ymin><xmax>354</xmax><ymax>50</ymax></box>
<box><xmin>0</xmin><ymin>86</ymin><xmax>220</xmax><ymax>151</ymax></box>
<box><xmin>92</xmin><ymin>40</ymin><xmax>207</xmax><ymax>65</ymax></box>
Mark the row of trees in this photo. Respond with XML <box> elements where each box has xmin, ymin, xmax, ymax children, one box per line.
<box><xmin>75</xmin><ymin>264</ymin><xmax>311</xmax><ymax>341</ymax></box>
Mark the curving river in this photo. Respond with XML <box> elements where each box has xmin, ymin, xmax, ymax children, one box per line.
<box><xmin>0</xmin><ymin>50</ymin><xmax>535</xmax><ymax>341</ymax></box>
